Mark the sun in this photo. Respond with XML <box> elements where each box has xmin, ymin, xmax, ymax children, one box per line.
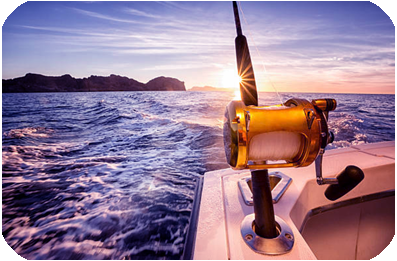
<box><xmin>221</xmin><ymin>69</ymin><xmax>241</xmax><ymax>89</ymax></box>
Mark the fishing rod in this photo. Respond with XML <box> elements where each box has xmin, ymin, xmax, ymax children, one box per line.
<box><xmin>232</xmin><ymin>0</ymin><xmax>277</xmax><ymax>240</ymax></box>
<box><xmin>224</xmin><ymin>1</ymin><xmax>364</xmax><ymax>253</ymax></box>
<box><xmin>233</xmin><ymin>1</ymin><xmax>258</xmax><ymax>106</ymax></box>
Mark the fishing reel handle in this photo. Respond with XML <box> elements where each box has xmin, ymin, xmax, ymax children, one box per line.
<box><xmin>316</xmin><ymin>152</ymin><xmax>365</xmax><ymax>201</ymax></box>
<box><xmin>312</xmin><ymin>98</ymin><xmax>364</xmax><ymax>200</ymax></box>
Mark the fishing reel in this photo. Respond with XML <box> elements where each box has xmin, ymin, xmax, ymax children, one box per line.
<box><xmin>223</xmin><ymin>97</ymin><xmax>364</xmax><ymax>199</ymax></box>
<box><xmin>223</xmin><ymin>96</ymin><xmax>364</xmax><ymax>201</ymax></box>
<box><xmin>223</xmin><ymin>98</ymin><xmax>336</xmax><ymax>169</ymax></box>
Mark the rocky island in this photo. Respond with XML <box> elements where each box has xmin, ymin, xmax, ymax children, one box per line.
<box><xmin>2</xmin><ymin>73</ymin><xmax>186</xmax><ymax>93</ymax></box>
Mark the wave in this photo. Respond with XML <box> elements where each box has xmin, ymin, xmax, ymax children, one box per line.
<box><xmin>328</xmin><ymin>112</ymin><xmax>367</xmax><ymax>148</ymax></box>
<box><xmin>3</xmin><ymin>127</ymin><xmax>54</xmax><ymax>139</ymax></box>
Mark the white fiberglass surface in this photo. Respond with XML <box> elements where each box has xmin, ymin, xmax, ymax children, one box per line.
<box><xmin>300</xmin><ymin>195</ymin><xmax>394</xmax><ymax>260</ymax></box>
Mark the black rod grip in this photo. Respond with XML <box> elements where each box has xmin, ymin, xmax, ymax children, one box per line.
<box><xmin>235</xmin><ymin>35</ymin><xmax>258</xmax><ymax>106</ymax></box>
<box><xmin>325</xmin><ymin>165</ymin><xmax>365</xmax><ymax>201</ymax></box>
<box><xmin>251</xmin><ymin>169</ymin><xmax>278</xmax><ymax>238</ymax></box>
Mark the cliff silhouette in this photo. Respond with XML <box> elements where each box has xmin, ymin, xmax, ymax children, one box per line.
<box><xmin>2</xmin><ymin>73</ymin><xmax>186</xmax><ymax>93</ymax></box>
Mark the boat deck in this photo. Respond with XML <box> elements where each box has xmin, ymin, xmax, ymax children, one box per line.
<box><xmin>193</xmin><ymin>141</ymin><xmax>395</xmax><ymax>259</ymax></box>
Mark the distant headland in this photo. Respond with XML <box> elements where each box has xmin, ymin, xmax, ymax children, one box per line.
<box><xmin>2</xmin><ymin>73</ymin><xmax>186</xmax><ymax>93</ymax></box>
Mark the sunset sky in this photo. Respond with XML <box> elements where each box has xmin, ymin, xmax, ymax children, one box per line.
<box><xmin>2</xmin><ymin>1</ymin><xmax>395</xmax><ymax>94</ymax></box>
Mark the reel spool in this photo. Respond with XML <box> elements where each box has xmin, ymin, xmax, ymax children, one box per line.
<box><xmin>223</xmin><ymin>98</ymin><xmax>336</xmax><ymax>170</ymax></box>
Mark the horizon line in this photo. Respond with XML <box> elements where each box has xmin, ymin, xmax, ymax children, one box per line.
<box><xmin>187</xmin><ymin>88</ymin><xmax>395</xmax><ymax>95</ymax></box>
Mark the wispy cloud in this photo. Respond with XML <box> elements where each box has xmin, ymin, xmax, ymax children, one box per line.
<box><xmin>155</xmin><ymin>1</ymin><xmax>201</xmax><ymax>12</ymax></box>
<box><xmin>19</xmin><ymin>25</ymin><xmax>88</xmax><ymax>35</ymax></box>
<box><xmin>17</xmin><ymin>17</ymin><xmax>233</xmax><ymax>57</ymax></box>
<box><xmin>70</xmin><ymin>6</ymin><xmax>219</xmax><ymax>32</ymax></box>
<box><xmin>71</xmin><ymin>7</ymin><xmax>144</xmax><ymax>24</ymax></box>
<box><xmin>123</xmin><ymin>8</ymin><xmax>163</xmax><ymax>19</ymax></box>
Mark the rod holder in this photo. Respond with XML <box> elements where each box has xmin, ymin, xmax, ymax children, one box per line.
<box><xmin>241</xmin><ymin>169</ymin><xmax>294</xmax><ymax>255</ymax></box>
<box><xmin>241</xmin><ymin>214</ymin><xmax>294</xmax><ymax>255</ymax></box>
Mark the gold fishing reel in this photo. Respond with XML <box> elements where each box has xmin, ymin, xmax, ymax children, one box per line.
<box><xmin>223</xmin><ymin>98</ymin><xmax>336</xmax><ymax>169</ymax></box>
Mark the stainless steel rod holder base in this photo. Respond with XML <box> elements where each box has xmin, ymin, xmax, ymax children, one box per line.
<box><xmin>241</xmin><ymin>214</ymin><xmax>294</xmax><ymax>255</ymax></box>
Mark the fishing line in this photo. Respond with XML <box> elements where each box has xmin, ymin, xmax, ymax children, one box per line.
<box><xmin>248</xmin><ymin>131</ymin><xmax>302</xmax><ymax>161</ymax></box>
<box><xmin>237</xmin><ymin>1</ymin><xmax>285</xmax><ymax>106</ymax></box>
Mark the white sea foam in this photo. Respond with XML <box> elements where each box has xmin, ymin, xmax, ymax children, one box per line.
<box><xmin>3</xmin><ymin>127</ymin><xmax>54</xmax><ymax>138</ymax></box>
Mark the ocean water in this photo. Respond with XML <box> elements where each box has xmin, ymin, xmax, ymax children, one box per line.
<box><xmin>2</xmin><ymin>91</ymin><xmax>394</xmax><ymax>259</ymax></box>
